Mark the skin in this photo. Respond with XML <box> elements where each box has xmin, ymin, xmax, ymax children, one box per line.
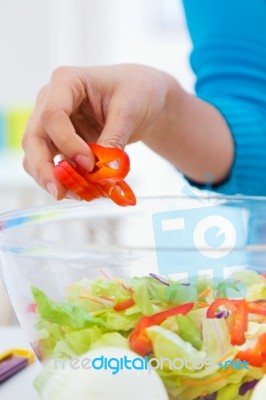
<box><xmin>22</xmin><ymin>64</ymin><xmax>234</xmax><ymax>200</ymax></box>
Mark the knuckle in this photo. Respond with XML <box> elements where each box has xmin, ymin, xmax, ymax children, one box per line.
<box><xmin>36</xmin><ymin>84</ymin><xmax>49</xmax><ymax>102</ymax></box>
<box><xmin>101</xmin><ymin>135</ymin><xmax>126</xmax><ymax>150</ymax></box>
<box><xmin>40</xmin><ymin>107</ymin><xmax>61</xmax><ymax>127</ymax></box>
<box><xmin>57</xmin><ymin>136</ymin><xmax>74</xmax><ymax>152</ymax></box>
<box><xmin>51</xmin><ymin>66</ymin><xmax>74</xmax><ymax>81</ymax></box>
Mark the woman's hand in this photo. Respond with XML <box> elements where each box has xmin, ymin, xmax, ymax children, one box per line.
<box><xmin>22</xmin><ymin>64</ymin><xmax>171</xmax><ymax>199</ymax></box>
<box><xmin>22</xmin><ymin>63</ymin><xmax>234</xmax><ymax>199</ymax></box>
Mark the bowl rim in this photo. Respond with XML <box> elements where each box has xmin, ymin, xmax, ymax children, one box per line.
<box><xmin>1</xmin><ymin>193</ymin><xmax>266</xmax><ymax>220</ymax></box>
<box><xmin>1</xmin><ymin>194</ymin><xmax>266</xmax><ymax>256</ymax></box>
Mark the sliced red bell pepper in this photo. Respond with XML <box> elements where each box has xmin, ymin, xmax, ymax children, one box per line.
<box><xmin>228</xmin><ymin>299</ymin><xmax>248</xmax><ymax>346</ymax></box>
<box><xmin>206</xmin><ymin>298</ymin><xmax>239</xmax><ymax>318</ymax></box>
<box><xmin>247</xmin><ymin>301</ymin><xmax>266</xmax><ymax>317</ymax></box>
<box><xmin>207</xmin><ymin>298</ymin><xmax>248</xmax><ymax>346</ymax></box>
<box><xmin>236</xmin><ymin>333</ymin><xmax>266</xmax><ymax>367</ymax></box>
<box><xmin>54</xmin><ymin>160</ymin><xmax>105</xmax><ymax>201</ymax></box>
<box><xmin>129</xmin><ymin>316</ymin><xmax>155</xmax><ymax>356</ymax></box>
<box><xmin>129</xmin><ymin>302</ymin><xmax>194</xmax><ymax>356</ymax></box>
<box><xmin>81</xmin><ymin>143</ymin><xmax>130</xmax><ymax>183</ymax></box>
<box><xmin>113</xmin><ymin>297</ymin><xmax>135</xmax><ymax>311</ymax></box>
<box><xmin>53</xmin><ymin>144</ymin><xmax>136</xmax><ymax>207</ymax></box>
<box><xmin>102</xmin><ymin>181</ymin><xmax>136</xmax><ymax>207</ymax></box>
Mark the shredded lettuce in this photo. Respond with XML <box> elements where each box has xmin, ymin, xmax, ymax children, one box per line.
<box><xmin>31</xmin><ymin>271</ymin><xmax>266</xmax><ymax>400</ymax></box>
<box><xmin>32</xmin><ymin>287</ymin><xmax>108</xmax><ymax>330</ymax></box>
<box><xmin>132</xmin><ymin>278</ymin><xmax>154</xmax><ymax>315</ymax></box>
<box><xmin>92</xmin><ymin>308</ymin><xmax>140</xmax><ymax>331</ymax></box>
<box><xmin>146</xmin><ymin>325</ymin><xmax>207</xmax><ymax>364</ymax></box>
<box><xmin>164</xmin><ymin>281</ymin><xmax>198</xmax><ymax>303</ymax></box>
<box><xmin>176</xmin><ymin>314</ymin><xmax>202</xmax><ymax>351</ymax></box>
<box><xmin>201</xmin><ymin>318</ymin><xmax>233</xmax><ymax>361</ymax></box>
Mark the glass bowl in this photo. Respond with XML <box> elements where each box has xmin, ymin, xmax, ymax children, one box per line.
<box><xmin>0</xmin><ymin>195</ymin><xmax>266</xmax><ymax>400</ymax></box>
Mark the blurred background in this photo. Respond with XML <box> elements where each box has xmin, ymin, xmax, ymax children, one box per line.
<box><xmin>0</xmin><ymin>0</ymin><xmax>195</xmax><ymax>324</ymax></box>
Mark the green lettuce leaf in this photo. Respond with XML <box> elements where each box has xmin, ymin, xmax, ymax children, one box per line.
<box><xmin>132</xmin><ymin>278</ymin><xmax>154</xmax><ymax>315</ymax></box>
<box><xmin>217</xmin><ymin>383</ymin><xmax>239</xmax><ymax>400</ymax></box>
<box><xmin>89</xmin><ymin>332</ymin><xmax>129</xmax><ymax>350</ymax></box>
<box><xmin>32</xmin><ymin>287</ymin><xmax>108</xmax><ymax>329</ymax></box>
<box><xmin>176</xmin><ymin>314</ymin><xmax>202</xmax><ymax>351</ymax></box>
<box><xmin>146</xmin><ymin>325</ymin><xmax>206</xmax><ymax>367</ymax></box>
<box><xmin>164</xmin><ymin>282</ymin><xmax>198</xmax><ymax>303</ymax></box>
<box><xmin>201</xmin><ymin>318</ymin><xmax>233</xmax><ymax>361</ymax></box>
<box><xmin>230</xmin><ymin>270</ymin><xmax>264</xmax><ymax>287</ymax></box>
<box><xmin>64</xmin><ymin>327</ymin><xmax>101</xmax><ymax>355</ymax></box>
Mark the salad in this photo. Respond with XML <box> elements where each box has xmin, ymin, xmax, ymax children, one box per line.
<box><xmin>30</xmin><ymin>270</ymin><xmax>266</xmax><ymax>400</ymax></box>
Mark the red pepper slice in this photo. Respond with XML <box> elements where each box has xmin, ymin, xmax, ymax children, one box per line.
<box><xmin>82</xmin><ymin>143</ymin><xmax>130</xmax><ymax>183</ymax></box>
<box><xmin>247</xmin><ymin>302</ymin><xmax>266</xmax><ymax>316</ymax></box>
<box><xmin>148</xmin><ymin>302</ymin><xmax>194</xmax><ymax>325</ymax></box>
<box><xmin>236</xmin><ymin>333</ymin><xmax>266</xmax><ymax>367</ymax></box>
<box><xmin>113</xmin><ymin>297</ymin><xmax>135</xmax><ymax>311</ymax></box>
<box><xmin>54</xmin><ymin>144</ymin><xmax>136</xmax><ymax>207</ymax></box>
<box><xmin>207</xmin><ymin>298</ymin><xmax>248</xmax><ymax>346</ymax></box>
<box><xmin>228</xmin><ymin>299</ymin><xmax>248</xmax><ymax>346</ymax></box>
<box><xmin>54</xmin><ymin>160</ymin><xmax>105</xmax><ymax>201</ymax></box>
<box><xmin>206</xmin><ymin>298</ymin><xmax>239</xmax><ymax>318</ymax></box>
<box><xmin>129</xmin><ymin>302</ymin><xmax>194</xmax><ymax>356</ymax></box>
<box><xmin>129</xmin><ymin>316</ymin><xmax>155</xmax><ymax>356</ymax></box>
<box><xmin>102</xmin><ymin>181</ymin><xmax>136</xmax><ymax>207</ymax></box>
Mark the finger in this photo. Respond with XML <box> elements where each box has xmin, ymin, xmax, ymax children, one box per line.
<box><xmin>23</xmin><ymin>107</ymin><xmax>67</xmax><ymax>199</ymax></box>
<box><xmin>40</xmin><ymin>70</ymin><xmax>95</xmax><ymax>171</ymax></box>
<box><xmin>23</xmin><ymin>135</ymin><xmax>67</xmax><ymax>200</ymax></box>
<box><xmin>97</xmin><ymin>98</ymin><xmax>137</xmax><ymax>149</ymax></box>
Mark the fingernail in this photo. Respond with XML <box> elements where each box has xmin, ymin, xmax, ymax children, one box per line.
<box><xmin>75</xmin><ymin>154</ymin><xmax>93</xmax><ymax>171</ymax></box>
<box><xmin>66</xmin><ymin>190</ymin><xmax>81</xmax><ymax>201</ymax></box>
<box><xmin>47</xmin><ymin>182</ymin><xmax>58</xmax><ymax>199</ymax></box>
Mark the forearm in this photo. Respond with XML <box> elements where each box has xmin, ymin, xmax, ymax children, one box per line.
<box><xmin>142</xmin><ymin>74</ymin><xmax>234</xmax><ymax>185</ymax></box>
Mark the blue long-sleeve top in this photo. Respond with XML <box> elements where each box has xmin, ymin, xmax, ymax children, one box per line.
<box><xmin>182</xmin><ymin>0</ymin><xmax>266</xmax><ymax>195</ymax></box>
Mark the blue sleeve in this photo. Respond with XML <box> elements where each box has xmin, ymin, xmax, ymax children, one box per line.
<box><xmin>182</xmin><ymin>0</ymin><xmax>266</xmax><ymax>195</ymax></box>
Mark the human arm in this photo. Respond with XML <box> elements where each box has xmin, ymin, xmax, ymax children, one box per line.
<box><xmin>182</xmin><ymin>0</ymin><xmax>266</xmax><ymax>195</ymax></box>
<box><xmin>22</xmin><ymin>64</ymin><xmax>233</xmax><ymax>200</ymax></box>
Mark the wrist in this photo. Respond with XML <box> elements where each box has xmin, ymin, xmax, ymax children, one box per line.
<box><xmin>142</xmin><ymin>72</ymin><xmax>185</xmax><ymax>152</ymax></box>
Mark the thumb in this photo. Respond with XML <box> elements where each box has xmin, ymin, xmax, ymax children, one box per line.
<box><xmin>97</xmin><ymin>101</ymin><xmax>137</xmax><ymax>149</ymax></box>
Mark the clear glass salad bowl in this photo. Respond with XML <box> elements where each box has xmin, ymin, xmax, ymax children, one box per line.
<box><xmin>0</xmin><ymin>195</ymin><xmax>266</xmax><ymax>400</ymax></box>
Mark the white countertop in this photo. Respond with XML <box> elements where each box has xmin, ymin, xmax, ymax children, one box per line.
<box><xmin>0</xmin><ymin>327</ymin><xmax>42</xmax><ymax>400</ymax></box>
